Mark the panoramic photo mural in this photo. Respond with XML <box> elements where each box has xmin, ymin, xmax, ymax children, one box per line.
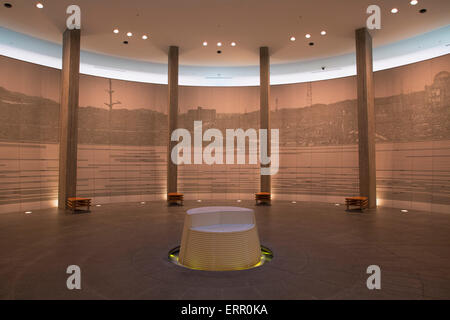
<box><xmin>0</xmin><ymin>54</ymin><xmax>448</xmax><ymax>213</ymax></box>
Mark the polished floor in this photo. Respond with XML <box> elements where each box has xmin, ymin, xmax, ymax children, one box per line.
<box><xmin>1</xmin><ymin>200</ymin><xmax>449</xmax><ymax>300</ymax></box>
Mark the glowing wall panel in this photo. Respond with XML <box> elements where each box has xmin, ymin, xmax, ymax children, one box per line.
<box><xmin>374</xmin><ymin>54</ymin><xmax>450</xmax><ymax>212</ymax></box>
<box><xmin>0</xmin><ymin>56</ymin><xmax>60</xmax><ymax>213</ymax></box>
<box><xmin>177</xmin><ymin>86</ymin><xmax>260</xmax><ymax>200</ymax></box>
<box><xmin>76</xmin><ymin>76</ymin><xmax>168</xmax><ymax>203</ymax></box>
<box><xmin>271</xmin><ymin>76</ymin><xmax>360</xmax><ymax>203</ymax></box>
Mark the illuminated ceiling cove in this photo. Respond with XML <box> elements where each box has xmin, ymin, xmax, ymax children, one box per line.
<box><xmin>0</xmin><ymin>0</ymin><xmax>449</xmax><ymax>86</ymax></box>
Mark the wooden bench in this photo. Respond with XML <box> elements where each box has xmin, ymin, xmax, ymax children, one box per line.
<box><xmin>255</xmin><ymin>192</ymin><xmax>271</xmax><ymax>205</ymax></box>
<box><xmin>66</xmin><ymin>197</ymin><xmax>91</xmax><ymax>212</ymax></box>
<box><xmin>345</xmin><ymin>196</ymin><xmax>368</xmax><ymax>211</ymax></box>
<box><xmin>168</xmin><ymin>192</ymin><xmax>184</xmax><ymax>206</ymax></box>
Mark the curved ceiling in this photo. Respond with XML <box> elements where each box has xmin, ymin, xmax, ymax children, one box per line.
<box><xmin>1</xmin><ymin>0</ymin><xmax>450</xmax><ymax>67</ymax></box>
<box><xmin>0</xmin><ymin>0</ymin><xmax>449</xmax><ymax>86</ymax></box>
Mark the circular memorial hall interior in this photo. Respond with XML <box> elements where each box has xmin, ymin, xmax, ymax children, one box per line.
<box><xmin>0</xmin><ymin>0</ymin><xmax>449</xmax><ymax>300</ymax></box>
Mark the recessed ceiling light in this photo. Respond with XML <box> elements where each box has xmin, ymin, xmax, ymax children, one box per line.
<box><xmin>113</xmin><ymin>28</ymin><xmax>119</xmax><ymax>34</ymax></box>
<box><xmin>95</xmin><ymin>204</ymin><xmax>101</xmax><ymax>207</ymax></box>
<box><xmin>123</xmin><ymin>41</ymin><xmax>128</xmax><ymax>44</ymax></box>
<box><xmin>4</xmin><ymin>3</ymin><xmax>12</xmax><ymax>8</ymax></box>
<box><xmin>309</xmin><ymin>42</ymin><xmax>315</xmax><ymax>46</ymax></box>
<box><xmin>217</xmin><ymin>42</ymin><xmax>222</xmax><ymax>47</ymax></box>
<box><xmin>231</xmin><ymin>42</ymin><xmax>236</xmax><ymax>47</ymax></box>
<box><xmin>25</xmin><ymin>211</ymin><xmax>32</xmax><ymax>214</ymax></box>
<box><xmin>305</xmin><ymin>34</ymin><xmax>311</xmax><ymax>39</ymax></box>
<box><xmin>419</xmin><ymin>8</ymin><xmax>427</xmax><ymax>13</ymax></box>
<box><xmin>36</xmin><ymin>2</ymin><xmax>44</xmax><ymax>9</ymax></box>
<box><xmin>140</xmin><ymin>201</ymin><xmax>146</xmax><ymax>204</ymax></box>
<box><xmin>127</xmin><ymin>32</ymin><xmax>133</xmax><ymax>37</ymax></box>
<box><xmin>401</xmin><ymin>209</ymin><xmax>409</xmax><ymax>213</ymax></box>
<box><xmin>197</xmin><ymin>199</ymin><xmax>202</xmax><ymax>202</ymax></box>
<box><xmin>410</xmin><ymin>0</ymin><xmax>418</xmax><ymax>5</ymax></box>
<box><xmin>290</xmin><ymin>36</ymin><xmax>296</xmax><ymax>41</ymax></box>
<box><xmin>320</xmin><ymin>31</ymin><xmax>327</xmax><ymax>36</ymax></box>
<box><xmin>391</xmin><ymin>8</ymin><xmax>399</xmax><ymax>13</ymax></box>
<box><xmin>335</xmin><ymin>203</ymin><xmax>340</xmax><ymax>206</ymax></box>
<box><xmin>237</xmin><ymin>199</ymin><xmax>241</xmax><ymax>202</ymax></box>
<box><xmin>142</xmin><ymin>35</ymin><xmax>148</xmax><ymax>40</ymax></box>
<box><xmin>292</xmin><ymin>201</ymin><xmax>297</xmax><ymax>204</ymax></box>
<box><xmin>202</xmin><ymin>41</ymin><xmax>208</xmax><ymax>46</ymax></box>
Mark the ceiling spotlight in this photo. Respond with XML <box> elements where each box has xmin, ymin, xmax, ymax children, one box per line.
<box><xmin>140</xmin><ymin>201</ymin><xmax>146</xmax><ymax>204</ymax></box>
<box><xmin>36</xmin><ymin>2</ymin><xmax>44</xmax><ymax>9</ymax></box>
<box><xmin>320</xmin><ymin>30</ymin><xmax>327</xmax><ymax>36</ymax></box>
<box><xmin>142</xmin><ymin>35</ymin><xmax>148</xmax><ymax>40</ymax></box>
<box><xmin>410</xmin><ymin>0</ymin><xmax>418</xmax><ymax>5</ymax></box>
<box><xmin>292</xmin><ymin>201</ymin><xmax>297</xmax><ymax>204</ymax></box>
<box><xmin>123</xmin><ymin>41</ymin><xmax>128</xmax><ymax>44</ymax></box>
<box><xmin>419</xmin><ymin>8</ymin><xmax>427</xmax><ymax>13</ymax></box>
<box><xmin>391</xmin><ymin>8</ymin><xmax>399</xmax><ymax>13</ymax></box>
<box><xmin>203</xmin><ymin>41</ymin><xmax>208</xmax><ymax>46</ymax></box>
<box><xmin>217</xmin><ymin>42</ymin><xmax>222</xmax><ymax>47</ymax></box>
<box><xmin>305</xmin><ymin>34</ymin><xmax>311</xmax><ymax>39</ymax></box>
<box><xmin>113</xmin><ymin>29</ymin><xmax>119</xmax><ymax>34</ymax></box>
<box><xmin>4</xmin><ymin>3</ymin><xmax>12</xmax><ymax>8</ymax></box>
<box><xmin>197</xmin><ymin>199</ymin><xmax>202</xmax><ymax>202</ymax></box>
<box><xmin>127</xmin><ymin>32</ymin><xmax>133</xmax><ymax>37</ymax></box>
<box><xmin>309</xmin><ymin>42</ymin><xmax>315</xmax><ymax>46</ymax></box>
<box><xmin>237</xmin><ymin>200</ymin><xmax>242</xmax><ymax>203</ymax></box>
<box><xmin>95</xmin><ymin>204</ymin><xmax>101</xmax><ymax>207</ymax></box>
<box><xmin>25</xmin><ymin>211</ymin><xmax>32</xmax><ymax>214</ymax></box>
<box><xmin>401</xmin><ymin>209</ymin><xmax>409</xmax><ymax>213</ymax></box>
<box><xmin>231</xmin><ymin>42</ymin><xmax>236</xmax><ymax>47</ymax></box>
<box><xmin>290</xmin><ymin>36</ymin><xmax>296</xmax><ymax>41</ymax></box>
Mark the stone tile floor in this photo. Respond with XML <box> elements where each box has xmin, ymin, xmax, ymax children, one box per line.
<box><xmin>0</xmin><ymin>200</ymin><xmax>449</xmax><ymax>300</ymax></box>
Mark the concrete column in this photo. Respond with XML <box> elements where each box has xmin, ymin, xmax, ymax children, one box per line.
<box><xmin>355</xmin><ymin>28</ymin><xmax>377</xmax><ymax>208</ymax></box>
<box><xmin>58</xmin><ymin>29</ymin><xmax>80</xmax><ymax>209</ymax></box>
<box><xmin>260</xmin><ymin>47</ymin><xmax>271</xmax><ymax>193</ymax></box>
<box><xmin>167</xmin><ymin>46</ymin><xmax>179</xmax><ymax>194</ymax></box>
